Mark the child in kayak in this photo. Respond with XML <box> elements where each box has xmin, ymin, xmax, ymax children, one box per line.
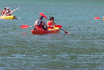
<box><xmin>34</xmin><ymin>16</ymin><xmax>47</xmax><ymax>30</ymax></box>
<box><xmin>0</xmin><ymin>8</ymin><xmax>7</xmax><ymax>16</ymax></box>
<box><xmin>47</xmin><ymin>16</ymin><xmax>56</xmax><ymax>28</ymax></box>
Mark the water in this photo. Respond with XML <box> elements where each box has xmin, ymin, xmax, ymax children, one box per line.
<box><xmin>0</xmin><ymin>0</ymin><xmax>104</xmax><ymax>70</ymax></box>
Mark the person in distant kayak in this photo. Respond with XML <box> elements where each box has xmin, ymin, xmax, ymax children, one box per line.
<box><xmin>0</xmin><ymin>8</ymin><xmax>7</xmax><ymax>15</ymax></box>
<box><xmin>4</xmin><ymin>7</ymin><xmax>14</xmax><ymax>16</ymax></box>
<box><xmin>34</xmin><ymin>16</ymin><xmax>47</xmax><ymax>30</ymax></box>
<box><xmin>47</xmin><ymin>16</ymin><xmax>56</xmax><ymax>28</ymax></box>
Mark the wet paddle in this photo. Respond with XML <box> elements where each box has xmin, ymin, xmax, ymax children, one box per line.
<box><xmin>21</xmin><ymin>25</ymin><xmax>33</xmax><ymax>29</ymax></box>
<box><xmin>55</xmin><ymin>25</ymin><xmax>69</xmax><ymax>34</ymax></box>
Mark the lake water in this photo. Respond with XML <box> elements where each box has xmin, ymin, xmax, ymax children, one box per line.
<box><xmin>0</xmin><ymin>0</ymin><xmax>104</xmax><ymax>70</ymax></box>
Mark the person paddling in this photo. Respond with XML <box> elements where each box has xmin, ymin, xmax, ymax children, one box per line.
<box><xmin>34</xmin><ymin>16</ymin><xmax>47</xmax><ymax>30</ymax></box>
<box><xmin>47</xmin><ymin>16</ymin><xmax>56</xmax><ymax>28</ymax></box>
<box><xmin>0</xmin><ymin>8</ymin><xmax>7</xmax><ymax>16</ymax></box>
<box><xmin>4</xmin><ymin>7</ymin><xmax>14</xmax><ymax>16</ymax></box>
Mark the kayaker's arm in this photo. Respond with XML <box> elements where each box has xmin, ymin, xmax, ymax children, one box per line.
<box><xmin>10</xmin><ymin>11</ymin><xmax>14</xmax><ymax>13</ymax></box>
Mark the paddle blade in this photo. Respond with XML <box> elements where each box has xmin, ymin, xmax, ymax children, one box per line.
<box><xmin>55</xmin><ymin>25</ymin><xmax>62</xmax><ymax>28</ymax></box>
<box><xmin>64</xmin><ymin>31</ymin><xmax>68</xmax><ymax>34</ymax></box>
<box><xmin>21</xmin><ymin>25</ymin><xmax>29</xmax><ymax>29</ymax></box>
<box><xmin>61</xmin><ymin>29</ymin><xmax>69</xmax><ymax>34</ymax></box>
<box><xmin>40</xmin><ymin>12</ymin><xmax>48</xmax><ymax>19</ymax></box>
<box><xmin>94</xmin><ymin>17</ymin><xmax>101</xmax><ymax>20</ymax></box>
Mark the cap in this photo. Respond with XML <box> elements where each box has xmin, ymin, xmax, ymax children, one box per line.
<box><xmin>6</xmin><ymin>7</ymin><xmax>10</xmax><ymax>9</ymax></box>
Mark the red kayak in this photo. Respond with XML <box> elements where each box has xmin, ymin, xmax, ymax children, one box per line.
<box><xmin>31</xmin><ymin>27</ymin><xmax>60</xmax><ymax>35</ymax></box>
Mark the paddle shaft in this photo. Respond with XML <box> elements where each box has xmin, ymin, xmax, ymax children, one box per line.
<box><xmin>8</xmin><ymin>7</ymin><xmax>20</xmax><ymax>14</ymax></box>
<box><xmin>61</xmin><ymin>28</ymin><xmax>69</xmax><ymax>34</ymax></box>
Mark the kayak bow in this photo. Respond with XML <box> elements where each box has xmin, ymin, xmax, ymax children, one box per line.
<box><xmin>0</xmin><ymin>15</ymin><xmax>16</xmax><ymax>20</ymax></box>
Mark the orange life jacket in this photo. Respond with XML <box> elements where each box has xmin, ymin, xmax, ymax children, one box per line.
<box><xmin>47</xmin><ymin>21</ymin><xmax>55</xmax><ymax>27</ymax></box>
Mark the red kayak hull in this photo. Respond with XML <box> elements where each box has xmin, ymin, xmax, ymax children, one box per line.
<box><xmin>31</xmin><ymin>27</ymin><xmax>60</xmax><ymax>35</ymax></box>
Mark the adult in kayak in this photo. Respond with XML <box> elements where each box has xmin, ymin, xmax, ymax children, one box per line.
<box><xmin>47</xmin><ymin>16</ymin><xmax>56</xmax><ymax>28</ymax></box>
<box><xmin>34</xmin><ymin>16</ymin><xmax>47</xmax><ymax>30</ymax></box>
<box><xmin>0</xmin><ymin>8</ymin><xmax>7</xmax><ymax>15</ymax></box>
<box><xmin>4</xmin><ymin>7</ymin><xmax>14</xmax><ymax>16</ymax></box>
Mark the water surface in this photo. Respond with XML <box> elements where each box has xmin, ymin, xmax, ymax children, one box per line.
<box><xmin>0</xmin><ymin>0</ymin><xmax>104</xmax><ymax>70</ymax></box>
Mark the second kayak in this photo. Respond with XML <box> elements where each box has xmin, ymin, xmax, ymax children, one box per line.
<box><xmin>0</xmin><ymin>15</ymin><xmax>16</xmax><ymax>20</ymax></box>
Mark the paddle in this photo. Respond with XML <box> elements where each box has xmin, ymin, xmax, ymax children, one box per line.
<box><xmin>55</xmin><ymin>25</ymin><xmax>69</xmax><ymax>34</ymax></box>
<box><xmin>40</xmin><ymin>12</ymin><xmax>48</xmax><ymax>19</ymax></box>
<box><xmin>21</xmin><ymin>25</ymin><xmax>33</xmax><ymax>29</ymax></box>
<box><xmin>10</xmin><ymin>7</ymin><xmax>20</xmax><ymax>13</ymax></box>
<box><xmin>94</xmin><ymin>17</ymin><xmax>101</xmax><ymax>20</ymax></box>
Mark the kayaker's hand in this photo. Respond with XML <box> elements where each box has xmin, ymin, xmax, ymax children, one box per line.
<box><xmin>11</xmin><ymin>11</ymin><xmax>14</xmax><ymax>13</ymax></box>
